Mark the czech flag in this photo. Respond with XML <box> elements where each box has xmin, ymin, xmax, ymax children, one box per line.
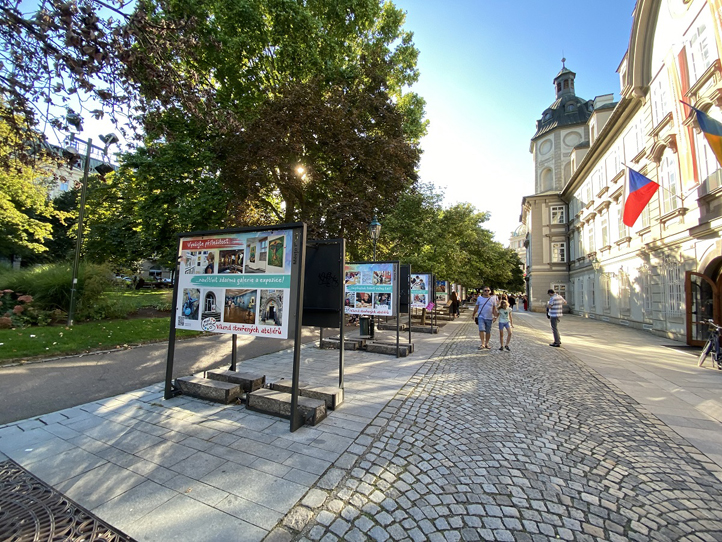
<box><xmin>623</xmin><ymin>168</ymin><xmax>659</xmax><ymax>227</ymax></box>
<box><xmin>686</xmin><ymin>103</ymin><xmax>722</xmax><ymax>166</ymax></box>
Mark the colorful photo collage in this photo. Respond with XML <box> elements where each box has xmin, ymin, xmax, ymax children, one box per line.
<box><xmin>410</xmin><ymin>273</ymin><xmax>431</xmax><ymax>308</ymax></box>
<box><xmin>344</xmin><ymin>263</ymin><xmax>395</xmax><ymax>316</ymax></box>
<box><xmin>179</xmin><ymin>287</ymin><xmax>285</xmax><ymax>330</ymax></box>
<box><xmin>175</xmin><ymin>230</ymin><xmax>293</xmax><ymax>337</ymax></box>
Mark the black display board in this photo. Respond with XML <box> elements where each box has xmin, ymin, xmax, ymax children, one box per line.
<box><xmin>302</xmin><ymin>239</ymin><xmax>345</xmax><ymax>328</ymax></box>
<box><xmin>400</xmin><ymin>264</ymin><xmax>410</xmax><ymax>314</ymax></box>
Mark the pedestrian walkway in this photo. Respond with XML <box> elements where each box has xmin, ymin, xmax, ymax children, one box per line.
<box><xmin>2</xmin><ymin>313</ymin><xmax>722</xmax><ymax>541</ymax></box>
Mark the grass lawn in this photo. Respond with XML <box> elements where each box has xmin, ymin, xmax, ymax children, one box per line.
<box><xmin>103</xmin><ymin>288</ymin><xmax>174</xmax><ymax>313</ymax></box>
<box><xmin>0</xmin><ymin>318</ymin><xmax>201</xmax><ymax>363</ymax></box>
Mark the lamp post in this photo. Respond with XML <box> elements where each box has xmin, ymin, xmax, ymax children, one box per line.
<box><xmin>368</xmin><ymin>215</ymin><xmax>381</xmax><ymax>339</ymax></box>
<box><xmin>66</xmin><ymin>133</ymin><xmax>119</xmax><ymax>326</ymax></box>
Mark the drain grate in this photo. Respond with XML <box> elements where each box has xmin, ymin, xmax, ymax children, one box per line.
<box><xmin>0</xmin><ymin>459</ymin><xmax>135</xmax><ymax>542</ymax></box>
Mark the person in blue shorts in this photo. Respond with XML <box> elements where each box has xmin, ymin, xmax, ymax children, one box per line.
<box><xmin>472</xmin><ymin>287</ymin><xmax>497</xmax><ymax>350</ymax></box>
<box><xmin>497</xmin><ymin>299</ymin><xmax>513</xmax><ymax>351</ymax></box>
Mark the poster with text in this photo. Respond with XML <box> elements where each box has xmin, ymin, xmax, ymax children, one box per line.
<box><xmin>410</xmin><ymin>273</ymin><xmax>431</xmax><ymax>309</ymax></box>
<box><xmin>344</xmin><ymin>262</ymin><xmax>396</xmax><ymax>316</ymax></box>
<box><xmin>435</xmin><ymin>280</ymin><xmax>448</xmax><ymax>303</ymax></box>
<box><xmin>175</xmin><ymin>229</ymin><xmax>296</xmax><ymax>338</ymax></box>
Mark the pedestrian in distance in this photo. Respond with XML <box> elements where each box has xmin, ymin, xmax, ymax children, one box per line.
<box><xmin>508</xmin><ymin>294</ymin><xmax>516</xmax><ymax>311</ymax></box>
<box><xmin>449</xmin><ymin>290</ymin><xmax>459</xmax><ymax>320</ymax></box>
<box><xmin>472</xmin><ymin>287</ymin><xmax>497</xmax><ymax>350</ymax></box>
<box><xmin>547</xmin><ymin>288</ymin><xmax>567</xmax><ymax>347</ymax></box>
<box><xmin>523</xmin><ymin>295</ymin><xmax>528</xmax><ymax>311</ymax></box>
<box><xmin>497</xmin><ymin>299</ymin><xmax>513</xmax><ymax>351</ymax></box>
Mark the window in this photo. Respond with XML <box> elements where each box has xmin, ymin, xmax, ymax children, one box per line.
<box><xmin>688</xmin><ymin>20</ymin><xmax>715</xmax><ymax>83</ymax></box>
<box><xmin>664</xmin><ymin>260</ymin><xmax>684</xmax><ymax>318</ymax></box>
<box><xmin>576</xmin><ymin>278</ymin><xmax>583</xmax><ymax>308</ymax></box>
<box><xmin>587</xmin><ymin>276</ymin><xmax>595</xmax><ymax>308</ymax></box>
<box><xmin>642</xmin><ymin>266</ymin><xmax>653</xmax><ymax>314</ymax></box>
<box><xmin>619</xmin><ymin>268</ymin><xmax>631</xmax><ymax>313</ymax></box>
<box><xmin>623</xmin><ymin>121</ymin><xmax>642</xmax><ymax>160</ymax></box>
<box><xmin>592</xmin><ymin>169</ymin><xmax>604</xmax><ymax>195</ymax></box>
<box><xmin>659</xmin><ymin>150</ymin><xmax>679</xmax><ymax>214</ymax></box>
<box><xmin>695</xmin><ymin>126</ymin><xmax>722</xmax><ymax>193</ymax></box>
<box><xmin>602</xmin><ymin>274</ymin><xmax>611</xmax><ymax>309</ymax></box>
<box><xmin>552</xmin><ymin>242</ymin><xmax>567</xmax><ymax>263</ymax></box>
<box><xmin>587</xmin><ymin>225</ymin><xmax>595</xmax><ymax>253</ymax></box>
<box><xmin>617</xmin><ymin>206</ymin><xmax>628</xmax><ymax>240</ymax></box>
<box><xmin>601</xmin><ymin>214</ymin><xmax>609</xmax><ymax>247</ymax></box>
<box><xmin>651</xmin><ymin>75</ymin><xmax>670</xmax><ymax>127</ymax></box>
<box><xmin>550</xmin><ymin>206</ymin><xmax>566</xmax><ymax>224</ymax></box>
<box><xmin>566</xmin><ymin>103</ymin><xmax>577</xmax><ymax>113</ymax></box>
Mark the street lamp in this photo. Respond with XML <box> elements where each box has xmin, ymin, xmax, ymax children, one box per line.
<box><xmin>369</xmin><ymin>215</ymin><xmax>381</xmax><ymax>261</ymax></box>
<box><xmin>66</xmin><ymin>132</ymin><xmax>119</xmax><ymax>326</ymax></box>
<box><xmin>368</xmin><ymin>215</ymin><xmax>381</xmax><ymax>339</ymax></box>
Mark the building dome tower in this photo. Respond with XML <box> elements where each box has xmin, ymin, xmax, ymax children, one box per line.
<box><xmin>554</xmin><ymin>58</ymin><xmax>576</xmax><ymax>97</ymax></box>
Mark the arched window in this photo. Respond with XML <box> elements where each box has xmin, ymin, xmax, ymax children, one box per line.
<box><xmin>563</xmin><ymin>80</ymin><xmax>569</xmax><ymax>89</ymax></box>
<box><xmin>541</xmin><ymin>168</ymin><xmax>554</xmax><ymax>191</ymax></box>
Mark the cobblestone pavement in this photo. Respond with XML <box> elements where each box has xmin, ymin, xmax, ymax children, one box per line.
<box><xmin>270</xmin><ymin>320</ymin><xmax>722</xmax><ymax>542</ymax></box>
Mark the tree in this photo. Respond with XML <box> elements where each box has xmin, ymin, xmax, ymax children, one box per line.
<box><xmin>378</xmin><ymin>183</ymin><xmax>520</xmax><ymax>290</ymax></box>
<box><xmin>0</xmin><ymin>119</ymin><xmax>65</xmax><ymax>260</ymax></box>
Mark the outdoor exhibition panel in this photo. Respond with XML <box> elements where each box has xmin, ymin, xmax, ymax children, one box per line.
<box><xmin>344</xmin><ymin>261</ymin><xmax>399</xmax><ymax>317</ymax></box>
<box><xmin>435</xmin><ymin>280</ymin><xmax>449</xmax><ymax>304</ymax></box>
<box><xmin>174</xmin><ymin>225</ymin><xmax>305</xmax><ymax>339</ymax></box>
<box><xmin>410</xmin><ymin>273</ymin><xmax>432</xmax><ymax>309</ymax></box>
<box><xmin>165</xmin><ymin>223</ymin><xmax>308</xmax><ymax>432</ymax></box>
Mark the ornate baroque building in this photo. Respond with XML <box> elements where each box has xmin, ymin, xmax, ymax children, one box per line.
<box><xmin>521</xmin><ymin>0</ymin><xmax>722</xmax><ymax>344</ymax></box>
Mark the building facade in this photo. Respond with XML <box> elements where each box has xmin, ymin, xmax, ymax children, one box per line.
<box><xmin>522</xmin><ymin>0</ymin><xmax>722</xmax><ymax>344</ymax></box>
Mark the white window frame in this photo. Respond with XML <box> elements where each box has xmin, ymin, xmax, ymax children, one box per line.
<box><xmin>659</xmin><ymin>149</ymin><xmax>679</xmax><ymax>214</ymax></box>
<box><xmin>664</xmin><ymin>260</ymin><xmax>684</xmax><ymax>318</ymax></box>
<box><xmin>651</xmin><ymin>75</ymin><xmax>670</xmax><ymax>127</ymax></box>
<box><xmin>550</xmin><ymin>205</ymin><xmax>566</xmax><ymax>224</ymax></box>
<box><xmin>602</xmin><ymin>274</ymin><xmax>611</xmax><ymax>309</ymax></box>
<box><xmin>600</xmin><ymin>214</ymin><xmax>609</xmax><ymax>248</ymax></box>
<box><xmin>687</xmin><ymin>18</ymin><xmax>715</xmax><ymax>84</ymax></box>
<box><xmin>551</xmin><ymin>242</ymin><xmax>567</xmax><ymax>263</ymax></box>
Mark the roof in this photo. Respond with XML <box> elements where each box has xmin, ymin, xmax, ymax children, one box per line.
<box><xmin>532</xmin><ymin>94</ymin><xmax>594</xmax><ymax>140</ymax></box>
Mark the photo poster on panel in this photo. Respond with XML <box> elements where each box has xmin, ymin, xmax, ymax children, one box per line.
<box><xmin>344</xmin><ymin>262</ymin><xmax>397</xmax><ymax>317</ymax></box>
<box><xmin>435</xmin><ymin>280</ymin><xmax>449</xmax><ymax>304</ymax></box>
<box><xmin>410</xmin><ymin>273</ymin><xmax>432</xmax><ymax>309</ymax></box>
<box><xmin>175</xmin><ymin>228</ymin><xmax>297</xmax><ymax>339</ymax></box>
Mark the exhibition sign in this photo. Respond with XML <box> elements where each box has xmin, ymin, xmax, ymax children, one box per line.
<box><xmin>174</xmin><ymin>227</ymin><xmax>302</xmax><ymax>339</ymax></box>
<box><xmin>410</xmin><ymin>273</ymin><xmax>432</xmax><ymax>309</ymax></box>
<box><xmin>435</xmin><ymin>280</ymin><xmax>449</xmax><ymax>303</ymax></box>
<box><xmin>344</xmin><ymin>262</ymin><xmax>397</xmax><ymax>317</ymax></box>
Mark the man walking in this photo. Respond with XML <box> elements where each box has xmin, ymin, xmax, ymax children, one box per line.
<box><xmin>547</xmin><ymin>288</ymin><xmax>566</xmax><ymax>347</ymax></box>
<box><xmin>473</xmin><ymin>287</ymin><xmax>497</xmax><ymax>349</ymax></box>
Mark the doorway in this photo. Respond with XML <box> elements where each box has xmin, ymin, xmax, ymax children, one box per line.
<box><xmin>686</xmin><ymin>258</ymin><xmax>722</xmax><ymax>345</ymax></box>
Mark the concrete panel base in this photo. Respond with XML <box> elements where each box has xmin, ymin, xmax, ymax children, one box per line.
<box><xmin>205</xmin><ymin>369</ymin><xmax>265</xmax><ymax>392</ymax></box>
<box><xmin>271</xmin><ymin>380</ymin><xmax>344</xmax><ymax>410</ymax></box>
<box><xmin>246</xmin><ymin>389</ymin><xmax>327</xmax><ymax>426</ymax></box>
<box><xmin>175</xmin><ymin>376</ymin><xmax>241</xmax><ymax>404</ymax></box>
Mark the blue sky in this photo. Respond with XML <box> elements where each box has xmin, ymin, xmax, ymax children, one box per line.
<box><xmin>393</xmin><ymin>0</ymin><xmax>638</xmax><ymax>243</ymax></box>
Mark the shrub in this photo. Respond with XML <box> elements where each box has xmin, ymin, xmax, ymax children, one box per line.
<box><xmin>0</xmin><ymin>262</ymin><xmax>114</xmax><ymax>324</ymax></box>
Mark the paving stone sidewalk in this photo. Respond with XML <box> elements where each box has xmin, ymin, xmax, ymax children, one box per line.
<box><xmin>273</xmin><ymin>320</ymin><xmax>722</xmax><ymax>541</ymax></box>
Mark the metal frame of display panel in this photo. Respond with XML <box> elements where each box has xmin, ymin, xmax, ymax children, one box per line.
<box><xmin>163</xmin><ymin>222</ymin><xmax>307</xmax><ymax>432</ymax></box>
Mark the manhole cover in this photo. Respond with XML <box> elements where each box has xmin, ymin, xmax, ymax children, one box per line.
<box><xmin>0</xmin><ymin>459</ymin><xmax>135</xmax><ymax>541</ymax></box>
